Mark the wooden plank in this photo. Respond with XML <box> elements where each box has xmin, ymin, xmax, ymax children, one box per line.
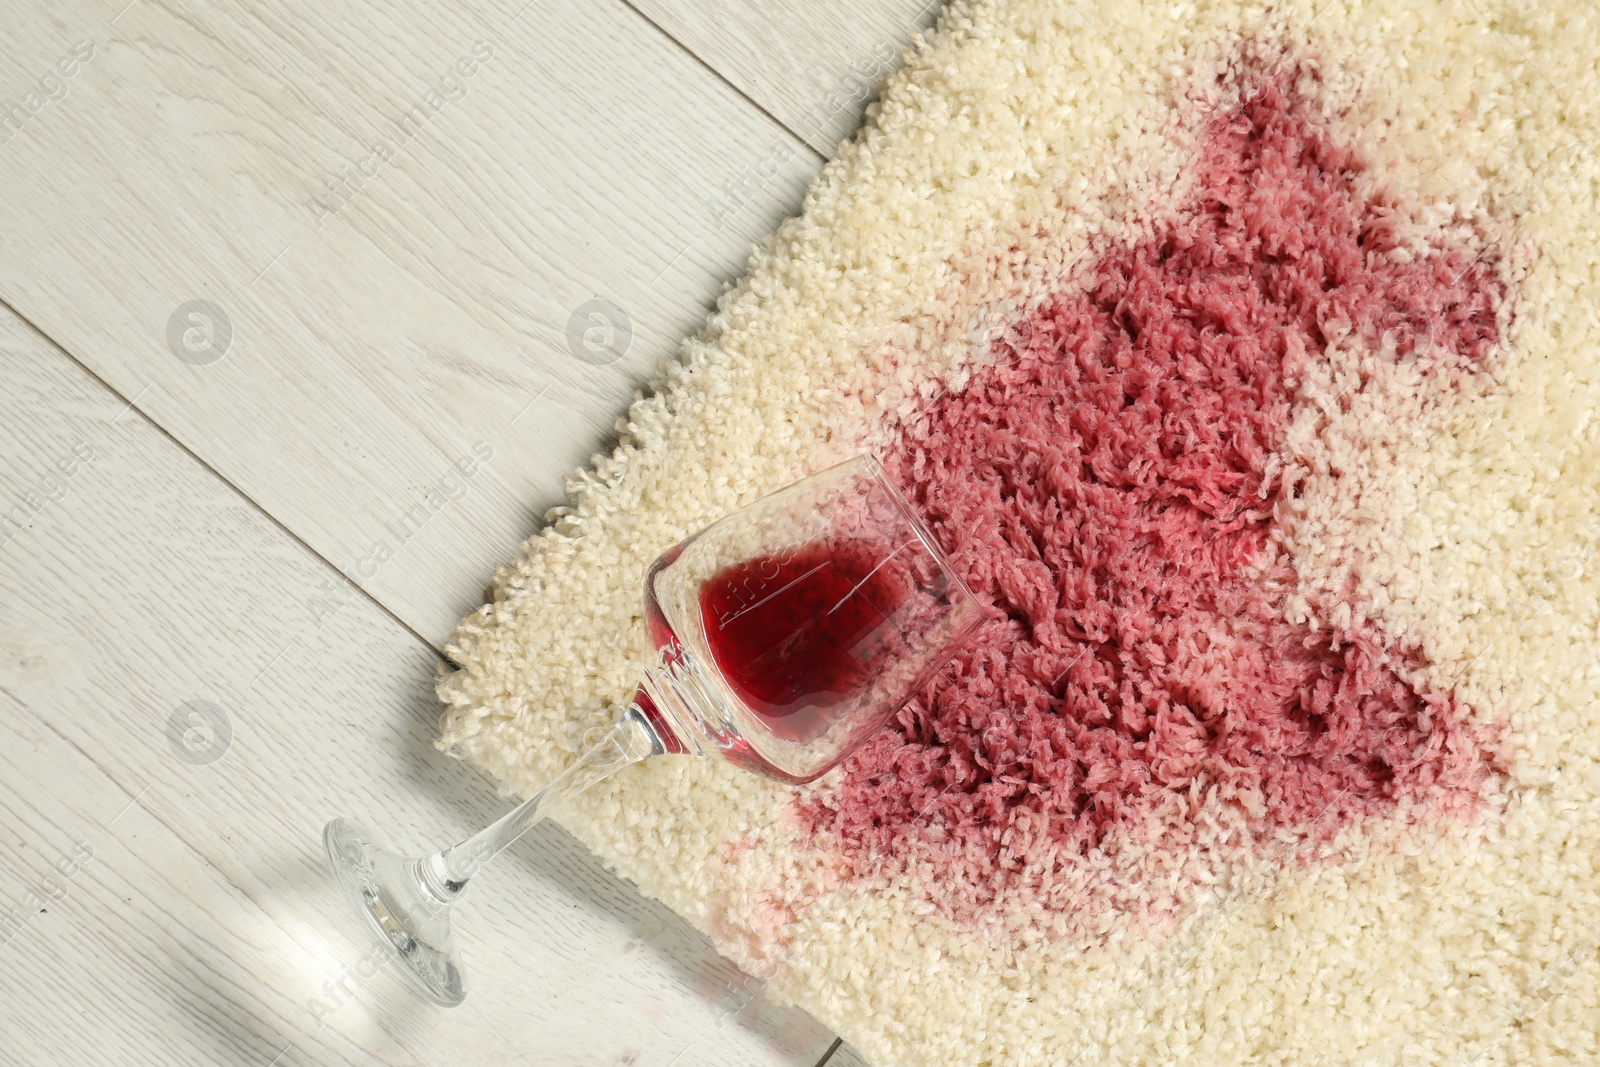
<box><xmin>820</xmin><ymin>1043</ymin><xmax>871</xmax><ymax>1067</ymax></box>
<box><xmin>625</xmin><ymin>0</ymin><xmax>941</xmax><ymax>156</ymax></box>
<box><xmin>0</xmin><ymin>306</ymin><xmax>836</xmax><ymax>1064</ymax></box>
<box><xmin>0</xmin><ymin>0</ymin><xmax>821</xmax><ymax>644</ymax></box>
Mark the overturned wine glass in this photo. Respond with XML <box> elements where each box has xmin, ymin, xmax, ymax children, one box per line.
<box><xmin>323</xmin><ymin>454</ymin><xmax>982</xmax><ymax>1006</ymax></box>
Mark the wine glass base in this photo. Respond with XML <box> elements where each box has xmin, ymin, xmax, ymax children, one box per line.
<box><xmin>323</xmin><ymin>818</ymin><xmax>466</xmax><ymax>1007</ymax></box>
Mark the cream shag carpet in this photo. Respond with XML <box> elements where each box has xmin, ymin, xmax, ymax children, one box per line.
<box><xmin>437</xmin><ymin>2</ymin><xmax>1600</xmax><ymax>1063</ymax></box>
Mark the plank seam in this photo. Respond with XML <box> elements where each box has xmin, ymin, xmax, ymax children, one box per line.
<box><xmin>0</xmin><ymin>294</ymin><xmax>447</xmax><ymax>664</ymax></box>
<box><xmin>613</xmin><ymin>0</ymin><xmax>829</xmax><ymax>165</ymax></box>
<box><xmin>812</xmin><ymin>1037</ymin><xmax>845</xmax><ymax>1067</ymax></box>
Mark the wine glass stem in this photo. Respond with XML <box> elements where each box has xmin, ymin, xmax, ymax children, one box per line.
<box><xmin>419</xmin><ymin>705</ymin><xmax>664</xmax><ymax>903</ymax></box>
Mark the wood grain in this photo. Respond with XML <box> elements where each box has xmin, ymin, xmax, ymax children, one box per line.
<box><xmin>821</xmin><ymin>1043</ymin><xmax>872</xmax><ymax>1067</ymax></box>
<box><xmin>0</xmin><ymin>305</ymin><xmax>837</xmax><ymax>1064</ymax></box>
<box><xmin>625</xmin><ymin>0</ymin><xmax>942</xmax><ymax>156</ymax></box>
<box><xmin>0</xmin><ymin>0</ymin><xmax>822</xmax><ymax>644</ymax></box>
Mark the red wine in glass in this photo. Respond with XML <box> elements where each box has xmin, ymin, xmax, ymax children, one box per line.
<box><xmin>324</xmin><ymin>455</ymin><xmax>982</xmax><ymax>1005</ymax></box>
<box><xmin>687</xmin><ymin>539</ymin><xmax>921</xmax><ymax>741</ymax></box>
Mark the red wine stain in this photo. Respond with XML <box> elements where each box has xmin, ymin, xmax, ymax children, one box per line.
<box><xmin>796</xmin><ymin>73</ymin><xmax>1509</xmax><ymax>920</ymax></box>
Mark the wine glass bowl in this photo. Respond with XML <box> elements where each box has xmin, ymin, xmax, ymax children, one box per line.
<box><xmin>323</xmin><ymin>454</ymin><xmax>981</xmax><ymax>1006</ymax></box>
<box><xmin>637</xmin><ymin>454</ymin><xmax>979</xmax><ymax>782</ymax></box>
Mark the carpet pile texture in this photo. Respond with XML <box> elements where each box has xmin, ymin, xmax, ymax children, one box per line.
<box><xmin>438</xmin><ymin>2</ymin><xmax>1600</xmax><ymax>1062</ymax></box>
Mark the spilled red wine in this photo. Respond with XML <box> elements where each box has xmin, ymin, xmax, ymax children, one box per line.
<box><xmin>698</xmin><ymin>539</ymin><xmax>916</xmax><ymax>743</ymax></box>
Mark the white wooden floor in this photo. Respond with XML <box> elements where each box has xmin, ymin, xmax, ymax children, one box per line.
<box><xmin>0</xmin><ymin>2</ymin><xmax>936</xmax><ymax>1063</ymax></box>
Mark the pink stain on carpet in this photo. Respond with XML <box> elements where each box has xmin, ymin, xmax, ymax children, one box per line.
<box><xmin>798</xmin><ymin>76</ymin><xmax>1507</xmax><ymax>915</ymax></box>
